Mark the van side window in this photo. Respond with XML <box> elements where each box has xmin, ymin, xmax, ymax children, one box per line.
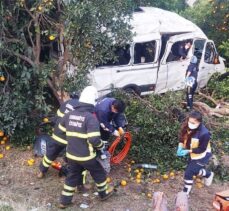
<box><xmin>134</xmin><ymin>41</ymin><xmax>156</xmax><ymax>64</ymax></box>
<box><xmin>99</xmin><ymin>45</ymin><xmax>130</xmax><ymax>66</ymax></box>
<box><xmin>193</xmin><ymin>39</ymin><xmax>206</xmax><ymax>61</ymax></box>
<box><xmin>204</xmin><ymin>42</ymin><xmax>217</xmax><ymax>64</ymax></box>
<box><xmin>166</xmin><ymin>39</ymin><xmax>192</xmax><ymax>62</ymax></box>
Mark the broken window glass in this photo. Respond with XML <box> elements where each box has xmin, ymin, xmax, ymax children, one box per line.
<box><xmin>166</xmin><ymin>39</ymin><xmax>192</xmax><ymax>62</ymax></box>
<box><xmin>134</xmin><ymin>41</ymin><xmax>156</xmax><ymax>64</ymax></box>
<box><xmin>99</xmin><ymin>45</ymin><xmax>130</xmax><ymax>66</ymax></box>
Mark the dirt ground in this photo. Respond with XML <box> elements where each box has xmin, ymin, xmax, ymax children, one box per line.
<box><xmin>0</xmin><ymin>148</ymin><xmax>228</xmax><ymax>211</ymax></box>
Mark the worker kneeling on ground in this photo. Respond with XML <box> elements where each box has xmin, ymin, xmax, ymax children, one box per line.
<box><xmin>95</xmin><ymin>97</ymin><xmax>126</xmax><ymax>141</ymax></box>
<box><xmin>59</xmin><ymin>86</ymin><xmax>114</xmax><ymax>209</ymax></box>
<box><xmin>177</xmin><ymin>111</ymin><xmax>214</xmax><ymax>196</ymax></box>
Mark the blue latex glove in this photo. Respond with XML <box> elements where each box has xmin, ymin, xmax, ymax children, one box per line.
<box><xmin>176</xmin><ymin>146</ymin><xmax>183</xmax><ymax>156</ymax></box>
<box><xmin>180</xmin><ymin>149</ymin><xmax>190</xmax><ymax>157</ymax></box>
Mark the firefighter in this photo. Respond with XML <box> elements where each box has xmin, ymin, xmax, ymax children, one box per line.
<box><xmin>37</xmin><ymin>92</ymin><xmax>79</xmax><ymax>178</ymax></box>
<box><xmin>59</xmin><ymin>86</ymin><xmax>114</xmax><ymax>208</ymax></box>
<box><xmin>95</xmin><ymin>97</ymin><xmax>126</xmax><ymax>141</ymax></box>
<box><xmin>177</xmin><ymin>111</ymin><xmax>214</xmax><ymax>195</ymax></box>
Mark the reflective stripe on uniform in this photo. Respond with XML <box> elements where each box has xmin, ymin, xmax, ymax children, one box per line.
<box><xmin>52</xmin><ymin>134</ymin><xmax>67</xmax><ymax>145</ymax></box>
<box><xmin>97</xmin><ymin>184</ymin><xmax>108</xmax><ymax>192</ymax></box>
<box><xmin>96</xmin><ymin>141</ymin><xmax>104</xmax><ymax>148</ymax></box>
<box><xmin>66</xmin><ymin>152</ymin><xmax>96</xmax><ymax>161</ymax></box>
<box><xmin>42</xmin><ymin>155</ymin><xmax>52</xmax><ymax>167</ymax></box>
<box><xmin>57</xmin><ymin>109</ymin><xmax>64</xmax><ymax>118</ymax></box>
<box><xmin>96</xmin><ymin>180</ymin><xmax>107</xmax><ymax>187</ymax></box>
<box><xmin>64</xmin><ymin>184</ymin><xmax>75</xmax><ymax>191</ymax></box>
<box><xmin>82</xmin><ymin>170</ymin><xmax>87</xmax><ymax>185</ymax></box>
<box><xmin>61</xmin><ymin>191</ymin><xmax>74</xmax><ymax>196</ymax></box>
<box><xmin>42</xmin><ymin>159</ymin><xmax>50</xmax><ymax>168</ymax></box>
<box><xmin>191</xmin><ymin>142</ymin><xmax>211</xmax><ymax>160</ymax></box>
<box><xmin>58</xmin><ymin>124</ymin><xmax>66</xmax><ymax>132</ymax></box>
<box><xmin>44</xmin><ymin>155</ymin><xmax>52</xmax><ymax>164</ymax></box>
<box><xmin>66</xmin><ymin>131</ymin><xmax>100</xmax><ymax>139</ymax></box>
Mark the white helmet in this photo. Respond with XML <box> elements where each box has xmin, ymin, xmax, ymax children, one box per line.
<box><xmin>79</xmin><ymin>86</ymin><xmax>98</xmax><ymax>105</ymax></box>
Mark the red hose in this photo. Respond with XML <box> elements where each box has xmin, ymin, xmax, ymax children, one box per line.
<box><xmin>108</xmin><ymin>132</ymin><xmax>132</xmax><ymax>164</ymax></box>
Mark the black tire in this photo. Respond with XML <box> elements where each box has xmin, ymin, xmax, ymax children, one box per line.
<box><xmin>123</xmin><ymin>85</ymin><xmax>141</xmax><ymax>96</ymax></box>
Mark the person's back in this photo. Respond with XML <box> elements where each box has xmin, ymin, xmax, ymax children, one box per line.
<box><xmin>64</xmin><ymin>103</ymin><xmax>99</xmax><ymax>160</ymax></box>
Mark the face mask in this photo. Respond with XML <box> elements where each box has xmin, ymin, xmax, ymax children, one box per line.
<box><xmin>188</xmin><ymin>122</ymin><xmax>199</xmax><ymax>130</ymax></box>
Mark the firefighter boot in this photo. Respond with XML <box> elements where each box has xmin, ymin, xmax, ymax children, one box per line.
<box><xmin>99</xmin><ymin>186</ymin><xmax>114</xmax><ymax>201</ymax></box>
<box><xmin>77</xmin><ymin>185</ymin><xmax>90</xmax><ymax>193</ymax></box>
<box><xmin>58</xmin><ymin>202</ymin><xmax>73</xmax><ymax>209</ymax></box>
<box><xmin>37</xmin><ymin>170</ymin><xmax>45</xmax><ymax>179</ymax></box>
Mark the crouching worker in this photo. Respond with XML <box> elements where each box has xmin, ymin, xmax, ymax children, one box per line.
<box><xmin>37</xmin><ymin>92</ymin><xmax>79</xmax><ymax>179</ymax></box>
<box><xmin>177</xmin><ymin>111</ymin><xmax>214</xmax><ymax>196</ymax></box>
<box><xmin>95</xmin><ymin>97</ymin><xmax>126</xmax><ymax>141</ymax></box>
<box><xmin>59</xmin><ymin>86</ymin><xmax>114</xmax><ymax>209</ymax></box>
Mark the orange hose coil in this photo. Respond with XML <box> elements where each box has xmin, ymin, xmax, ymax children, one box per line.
<box><xmin>108</xmin><ymin>132</ymin><xmax>132</xmax><ymax>164</ymax></box>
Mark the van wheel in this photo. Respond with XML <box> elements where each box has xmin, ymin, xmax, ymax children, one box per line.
<box><xmin>123</xmin><ymin>86</ymin><xmax>141</xmax><ymax>96</ymax></box>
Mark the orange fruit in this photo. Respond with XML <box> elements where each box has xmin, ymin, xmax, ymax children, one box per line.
<box><xmin>37</xmin><ymin>5</ymin><xmax>43</xmax><ymax>11</ymax></box>
<box><xmin>155</xmin><ymin>178</ymin><xmax>161</xmax><ymax>183</ymax></box>
<box><xmin>196</xmin><ymin>178</ymin><xmax>202</xmax><ymax>183</ymax></box>
<box><xmin>134</xmin><ymin>169</ymin><xmax>140</xmax><ymax>173</ymax></box>
<box><xmin>0</xmin><ymin>76</ymin><xmax>5</xmax><ymax>81</ymax></box>
<box><xmin>0</xmin><ymin>131</ymin><xmax>4</xmax><ymax>137</ymax></box>
<box><xmin>170</xmin><ymin>172</ymin><xmax>175</xmax><ymax>177</ymax></box>
<box><xmin>162</xmin><ymin>174</ymin><xmax>169</xmax><ymax>180</ymax></box>
<box><xmin>1</xmin><ymin>141</ymin><xmax>5</xmax><ymax>145</ymax></box>
<box><xmin>147</xmin><ymin>193</ymin><xmax>152</xmax><ymax>198</ymax></box>
<box><xmin>43</xmin><ymin>117</ymin><xmax>49</xmax><ymax>123</ymax></box>
<box><xmin>136</xmin><ymin>174</ymin><xmax>141</xmax><ymax>179</ymax></box>
<box><xmin>0</xmin><ymin>154</ymin><xmax>4</xmax><ymax>159</ymax></box>
<box><xmin>121</xmin><ymin>180</ymin><xmax>127</xmax><ymax>186</ymax></box>
<box><xmin>27</xmin><ymin>160</ymin><xmax>34</xmax><ymax>166</ymax></box>
<box><xmin>5</xmin><ymin>146</ymin><xmax>11</xmax><ymax>150</ymax></box>
<box><xmin>3</xmin><ymin>137</ymin><xmax>8</xmax><ymax>141</ymax></box>
<box><xmin>136</xmin><ymin>179</ymin><xmax>141</xmax><ymax>184</ymax></box>
<box><xmin>106</xmin><ymin>177</ymin><xmax>111</xmax><ymax>183</ymax></box>
<box><xmin>196</xmin><ymin>182</ymin><xmax>203</xmax><ymax>188</ymax></box>
<box><xmin>49</xmin><ymin>35</ymin><xmax>55</xmax><ymax>41</ymax></box>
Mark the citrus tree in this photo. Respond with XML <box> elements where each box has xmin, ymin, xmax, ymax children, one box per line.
<box><xmin>0</xmin><ymin>0</ymin><xmax>133</xmax><ymax>143</ymax></box>
<box><xmin>182</xmin><ymin>0</ymin><xmax>229</xmax><ymax>64</ymax></box>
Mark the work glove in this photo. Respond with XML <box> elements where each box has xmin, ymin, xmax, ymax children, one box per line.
<box><xmin>118</xmin><ymin>127</ymin><xmax>125</xmax><ymax>136</ymax></box>
<box><xmin>176</xmin><ymin>145</ymin><xmax>183</xmax><ymax>157</ymax></box>
<box><xmin>180</xmin><ymin>149</ymin><xmax>190</xmax><ymax>156</ymax></box>
<box><xmin>112</xmin><ymin>130</ymin><xmax>120</xmax><ymax>137</ymax></box>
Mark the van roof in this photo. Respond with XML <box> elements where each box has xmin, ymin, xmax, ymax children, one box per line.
<box><xmin>131</xmin><ymin>7</ymin><xmax>206</xmax><ymax>42</ymax></box>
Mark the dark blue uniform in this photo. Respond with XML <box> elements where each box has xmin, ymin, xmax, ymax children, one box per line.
<box><xmin>59</xmin><ymin>103</ymin><xmax>109</xmax><ymax>205</ymax></box>
<box><xmin>39</xmin><ymin>98</ymin><xmax>79</xmax><ymax>174</ymax></box>
<box><xmin>180</xmin><ymin>124</ymin><xmax>212</xmax><ymax>194</ymax></box>
<box><xmin>186</xmin><ymin>63</ymin><xmax>198</xmax><ymax>109</ymax></box>
<box><xmin>95</xmin><ymin>98</ymin><xmax>126</xmax><ymax>140</ymax></box>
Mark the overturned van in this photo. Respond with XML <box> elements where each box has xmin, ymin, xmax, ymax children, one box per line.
<box><xmin>89</xmin><ymin>7</ymin><xmax>225</xmax><ymax>96</ymax></box>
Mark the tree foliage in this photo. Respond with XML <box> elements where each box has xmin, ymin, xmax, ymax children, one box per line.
<box><xmin>0</xmin><ymin>0</ymin><xmax>133</xmax><ymax>143</ymax></box>
<box><xmin>182</xmin><ymin>0</ymin><xmax>229</xmax><ymax>63</ymax></box>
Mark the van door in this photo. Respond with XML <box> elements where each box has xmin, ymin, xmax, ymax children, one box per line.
<box><xmin>198</xmin><ymin>40</ymin><xmax>224</xmax><ymax>88</ymax></box>
<box><xmin>157</xmin><ymin>37</ymin><xmax>193</xmax><ymax>93</ymax></box>
<box><xmin>111</xmin><ymin>40</ymin><xmax>159</xmax><ymax>95</ymax></box>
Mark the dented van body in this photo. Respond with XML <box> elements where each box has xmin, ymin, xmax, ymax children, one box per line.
<box><xmin>89</xmin><ymin>7</ymin><xmax>225</xmax><ymax>96</ymax></box>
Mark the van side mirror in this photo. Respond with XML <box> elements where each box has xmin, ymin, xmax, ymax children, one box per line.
<box><xmin>213</xmin><ymin>54</ymin><xmax>220</xmax><ymax>64</ymax></box>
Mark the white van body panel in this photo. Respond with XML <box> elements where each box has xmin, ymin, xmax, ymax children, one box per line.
<box><xmin>89</xmin><ymin>7</ymin><xmax>226</xmax><ymax>97</ymax></box>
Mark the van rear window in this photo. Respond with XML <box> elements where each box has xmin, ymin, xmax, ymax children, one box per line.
<box><xmin>98</xmin><ymin>45</ymin><xmax>130</xmax><ymax>66</ymax></box>
<box><xmin>134</xmin><ymin>41</ymin><xmax>157</xmax><ymax>64</ymax></box>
